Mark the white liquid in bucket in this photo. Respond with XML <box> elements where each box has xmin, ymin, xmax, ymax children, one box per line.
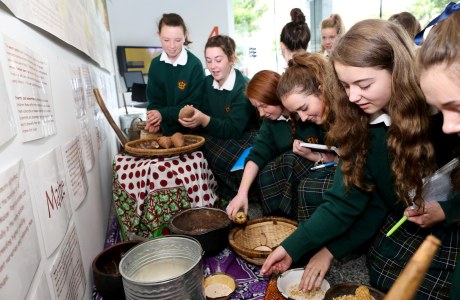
<box><xmin>133</xmin><ymin>258</ymin><xmax>194</xmax><ymax>282</ymax></box>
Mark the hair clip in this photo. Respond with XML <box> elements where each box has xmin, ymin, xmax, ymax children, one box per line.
<box><xmin>414</xmin><ymin>2</ymin><xmax>460</xmax><ymax>45</ymax></box>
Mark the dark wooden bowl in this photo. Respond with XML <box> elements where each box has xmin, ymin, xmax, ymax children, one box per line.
<box><xmin>169</xmin><ymin>207</ymin><xmax>231</xmax><ymax>256</ymax></box>
<box><xmin>92</xmin><ymin>241</ymin><xmax>142</xmax><ymax>300</ymax></box>
<box><xmin>324</xmin><ymin>283</ymin><xmax>385</xmax><ymax>300</ymax></box>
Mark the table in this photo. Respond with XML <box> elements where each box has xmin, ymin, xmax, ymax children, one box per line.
<box><xmin>112</xmin><ymin>151</ymin><xmax>219</xmax><ymax>239</ymax></box>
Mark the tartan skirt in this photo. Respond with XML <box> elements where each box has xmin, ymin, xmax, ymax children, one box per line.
<box><xmin>201</xmin><ymin>129</ymin><xmax>259</xmax><ymax>201</ymax></box>
<box><xmin>258</xmin><ymin>151</ymin><xmax>335</xmax><ymax>220</ymax></box>
<box><xmin>297</xmin><ymin>166</ymin><xmax>336</xmax><ymax>221</ymax></box>
<box><xmin>368</xmin><ymin>213</ymin><xmax>459</xmax><ymax>299</ymax></box>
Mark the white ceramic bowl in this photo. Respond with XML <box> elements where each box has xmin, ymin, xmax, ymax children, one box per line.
<box><xmin>277</xmin><ymin>268</ymin><xmax>330</xmax><ymax>299</ymax></box>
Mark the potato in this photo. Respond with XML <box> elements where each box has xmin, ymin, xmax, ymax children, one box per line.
<box><xmin>179</xmin><ymin>106</ymin><xmax>195</xmax><ymax>119</ymax></box>
<box><xmin>150</xmin><ymin>141</ymin><xmax>160</xmax><ymax>149</ymax></box>
<box><xmin>157</xmin><ymin>136</ymin><xmax>173</xmax><ymax>149</ymax></box>
<box><xmin>171</xmin><ymin>132</ymin><xmax>185</xmax><ymax>147</ymax></box>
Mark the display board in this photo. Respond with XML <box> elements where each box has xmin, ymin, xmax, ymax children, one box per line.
<box><xmin>0</xmin><ymin>1</ymin><xmax>118</xmax><ymax>299</ymax></box>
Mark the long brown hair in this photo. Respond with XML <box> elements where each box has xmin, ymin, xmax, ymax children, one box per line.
<box><xmin>328</xmin><ymin>19</ymin><xmax>435</xmax><ymax>207</ymax></box>
<box><xmin>277</xmin><ymin>52</ymin><xmax>334</xmax><ymax>126</ymax></box>
<box><xmin>388</xmin><ymin>12</ymin><xmax>421</xmax><ymax>39</ymax></box>
<box><xmin>417</xmin><ymin>11</ymin><xmax>460</xmax><ymax>189</ymax></box>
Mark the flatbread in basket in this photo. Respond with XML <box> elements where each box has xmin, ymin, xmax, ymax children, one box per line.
<box><xmin>228</xmin><ymin>216</ymin><xmax>298</xmax><ymax>265</ymax></box>
<box><xmin>124</xmin><ymin>134</ymin><xmax>205</xmax><ymax>157</ymax></box>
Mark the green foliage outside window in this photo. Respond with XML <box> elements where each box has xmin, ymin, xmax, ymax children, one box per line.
<box><xmin>409</xmin><ymin>0</ymin><xmax>453</xmax><ymax>26</ymax></box>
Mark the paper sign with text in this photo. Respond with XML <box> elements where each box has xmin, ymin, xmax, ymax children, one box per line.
<box><xmin>0</xmin><ymin>160</ymin><xmax>41</xmax><ymax>299</ymax></box>
<box><xmin>50</xmin><ymin>224</ymin><xmax>86</xmax><ymax>300</ymax></box>
<box><xmin>28</xmin><ymin>147</ymin><xmax>71</xmax><ymax>257</ymax></box>
<box><xmin>4</xmin><ymin>37</ymin><xmax>56</xmax><ymax>142</ymax></box>
<box><xmin>62</xmin><ymin>137</ymin><xmax>88</xmax><ymax>210</ymax></box>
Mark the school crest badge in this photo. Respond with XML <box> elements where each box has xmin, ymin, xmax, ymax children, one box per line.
<box><xmin>178</xmin><ymin>80</ymin><xmax>187</xmax><ymax>90</ymax></box>
<box><xmin>305</xmin><ymin>136</ymin><xmax>319</xmax><ymax>144</ymax></box>
<box><xmin>225</xmin><ymin>104</ymin><xmax>231</xmax><ymax>113</ymax></box>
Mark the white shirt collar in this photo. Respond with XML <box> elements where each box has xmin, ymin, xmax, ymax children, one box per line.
<box><xmin>212</xmin><ymin>67</ymin><xmax>236</xmax><ymax>91</ymax></box>
<box><xmin>160</xmin><ymin>46</ymin><xmax>188</xmax><ymax>66</ymax></box>
<box><xmin>369</xmin><ymin>112</ymin><xmax>391</xmax><ymax>126</ymax></box>
<box><xmin>277</xmin><ymin>115</ymin><xmax>291</xmax><ymax>122</ymax></box>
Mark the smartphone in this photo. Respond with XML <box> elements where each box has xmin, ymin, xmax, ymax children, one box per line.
<box><xmin>299</xmin><ymin>143</ymin><xmax>340</xmax><ymax>155</ymax></box>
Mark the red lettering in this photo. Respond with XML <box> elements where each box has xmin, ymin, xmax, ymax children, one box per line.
<box><xmin>45</xmin><ymin>180</ymin><xmax>66</xmax><ymax>218</ymax></box>
<box><xmin>209</xmin><ymin>26</ymin><xmax>219</xmax><ymax>38</ymax></box>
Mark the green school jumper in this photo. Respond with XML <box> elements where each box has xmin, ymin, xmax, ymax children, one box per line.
<box><xmin>146</xmin><ymin>49</ymin><xmax>205</xmax><ymax>135</ymax></box>
<box><xmin>282</xmin><ymin>120</ymin><xmax>460</xmax><ymax>299</ymax></box>
<box><xmin>245</xmin><ymin>118</ymin><xmax>321</xmax><ymax>169</ymax></box>
<box><xmin>200</xmin><ymin>69</ymin><xmax>258</xmax><ymax>138</ymax></box>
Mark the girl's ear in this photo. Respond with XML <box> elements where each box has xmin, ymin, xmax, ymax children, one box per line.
<box><xmin>280</xmin><ymin>42</ymin><xmax>286</xmax><ymax>52</ymax></box>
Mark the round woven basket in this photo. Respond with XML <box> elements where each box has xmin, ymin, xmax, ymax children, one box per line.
<box><xmin>124</xmin><ymin>134</ymin><xmax>205</xmax><ymax>157</ymax></box>
<box><xmin>228</xmin><ymin>216</ymin><xmax>298</xmax><ymax>265</ymax></box>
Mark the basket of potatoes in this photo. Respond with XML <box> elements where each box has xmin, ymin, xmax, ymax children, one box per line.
<box><xmin>124</xmin><ymin>132</ymin><xmax>205</xmax><ymax>157</ymax></box>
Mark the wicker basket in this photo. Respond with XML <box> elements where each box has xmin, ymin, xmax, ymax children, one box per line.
<box><xmin>124</xmin><ymin>134</ymin><xmax>205</xmax><ymax>157</ymax></box>
<box><xmin>140</xmin><ymin>130</ymin><xmax>162</xmax><ymax>140</ymax></box>
<box><xmin>228</xmin><ymin>216</ymin><xmax>298</xmax><ymax>265</ymax></box>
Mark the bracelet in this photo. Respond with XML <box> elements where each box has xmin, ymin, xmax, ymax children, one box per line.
<box><xmin>314</xmin><ymin>152</ymin><xmax>324</xmax><ymax>166</ymax></box>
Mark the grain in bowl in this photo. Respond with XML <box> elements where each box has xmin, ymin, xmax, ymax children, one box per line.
<box><xmin>287</xmin><ymin>284</ymin><xmax>325</xmax><ymax>300</ymax></box>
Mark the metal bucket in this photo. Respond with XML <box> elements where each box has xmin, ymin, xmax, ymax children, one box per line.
<box><xmin>119</xmin><ymin>235</ymin><xmax>205</xmax><ymax>300</ymax></box>
<box><xmin>119</xmin><ymin>113</ymin><xmax>145</xmax><ymax>135</ymax></box>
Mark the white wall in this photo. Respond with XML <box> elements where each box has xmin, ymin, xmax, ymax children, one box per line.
<box><xmin>0</xmin><ymin>1</ymin><xmax>232</xmax><ymax>299</ymax></box>
<box><xmin>107</xmin><ymin>0</ymin><xmax>234</xmax><ymax>102</ymax></box>
<box><xmin>0</xmin><ymin>2</ymin><xmax>118</xmax><ymax>299</ymax></box>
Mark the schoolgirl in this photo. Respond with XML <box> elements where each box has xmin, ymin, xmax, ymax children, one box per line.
<box><xmin>179</xmin><ymin>35</ymin><xmax>259</xmax><ymax>201</ymax></box>
<box><xmin>258</xmin><ymin>53</ymin><xmax>338</xmax><ymax>220</ymax></box>
<box><xmin>319</xmin><ymin>14</ymin><xmax>345</xmax><ymax>57</ymax></box>
<box><xmin>226</xmin><ymin>70</ymin><xmax>321</xmax><ymax>220</ymax></box>
<box><xmin>145</xmin><ymin>13</ymin><xmax>205</xmax><ymax>135</ymax></box>
<box><xmin>262</xmin><ymin>19</ymin><xmax>459</xmax><ymax>299</ymax></box>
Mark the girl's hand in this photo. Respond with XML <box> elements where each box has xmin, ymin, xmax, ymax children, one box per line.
<box><xmin>178</xmin><ymin>108</ymin><xmax>210</xmax><ymax>128</ymax></box>
<box><xmin>293</xmin><ymin>139</ymin><xmax>314</xmax><ymax>159</ymax></box>
<box><xmin>145</xmin><ymin>124</ymin><xmax>161</xmax><ymax>133</ymax></box>
<box><xmin>293</xmin><ymin>140</ymin><xmax>339</xmax><ymax>163</ymax></box>
<box><xmin>260</xmin><ymin>246</ymin><xmax>292</xmax><ymax>276</ymax></box>
<box><xmin>226</xmin><ymin>193</ymin><xmax>249</xmax><ymax>221</ymax></box>
<box><xmin>405</xmin><ymin>201</ymin><xmax>445</xmax><ymax>228</ymax></box>
<box><xmin>145</xmin><ymin>110</ymin><xmax>162</xmax><ymax>132</ymax></box>
<box><xmin>300</xmin><ymin>247</ymin><xmax>333</xmax><ymax>291</ymax></box>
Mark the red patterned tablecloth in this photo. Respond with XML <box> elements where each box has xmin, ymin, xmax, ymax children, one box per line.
<box><xmin>112</xmin><ymin>151</ymin><xmax>218</xmax><ymax>239</ymax></box>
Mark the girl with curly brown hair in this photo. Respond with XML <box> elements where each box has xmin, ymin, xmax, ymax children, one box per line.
<box><xmin>262</xmin><ymin>18</ymin><xmax>459</xmax><ymax>299</ymax></box>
